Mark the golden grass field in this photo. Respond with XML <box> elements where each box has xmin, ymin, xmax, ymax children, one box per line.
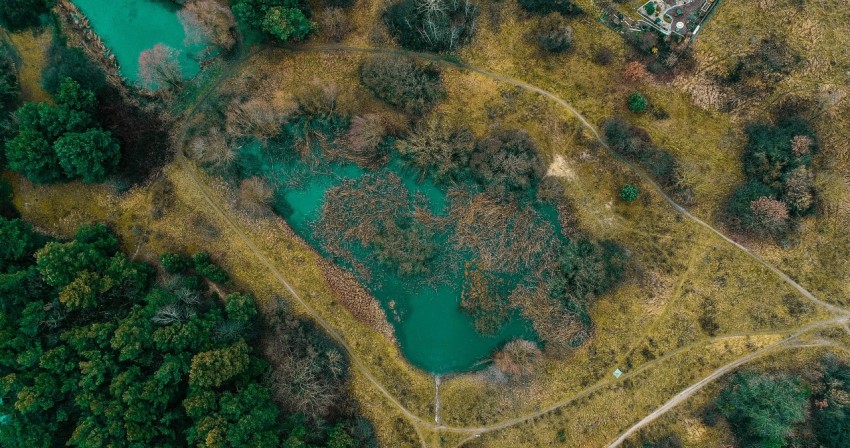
<box><xmin>5</xmin><ymin>0</ymin><xmax>850</xmax><ymax>445</ymax></box>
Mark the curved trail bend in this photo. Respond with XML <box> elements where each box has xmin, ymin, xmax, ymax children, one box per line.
<box><xmin>172</xmin><ymin>43</ymin><xmax>850</xmax><ymax>446</ymax></box>
<box><xmin>286</xmin><ymin>43</ymin><xmax>849</xmax><ymax>317</ymax></box>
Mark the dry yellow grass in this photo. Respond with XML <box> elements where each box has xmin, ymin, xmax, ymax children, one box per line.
<box><xmin>7</xmin><ymin>0</ymin><xmax>850</xmax><ymax>445</ymax></box>
<box><xmin>2</xmin><ymin>27</ymin><xmax>52</xmax><ymax>102</ymax></box>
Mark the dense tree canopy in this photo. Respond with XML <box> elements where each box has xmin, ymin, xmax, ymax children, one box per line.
<box><xmin>0</xmin><ymin>47</ymin><xmax>20</xmax><ymax>169</ymax></box>
<box><xmin>231</xmin><ymin>0</ymin><xmax>312</xmax><ymax>41</ymax></box>
<box><xmin>0</xmin><ymin>219</ymin><xmax>370</xmax><ymax>447</ymax></box>
<box><xmin>4</xmin><ymin>78</ymin><xmax>120</xmax><ymax>184</ymax></box>
<box><xmin>716</xmin><ymin>372</ymin><xmax>809</xmax><ymax>448</ymax></box>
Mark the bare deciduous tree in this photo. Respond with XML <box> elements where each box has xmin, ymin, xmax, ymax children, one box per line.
<box><xmin>178</xmin><ymin>0</ymin><xmax>237</xmax><ymax>50</ymax></box>
<box><xmin>239</xmin><ymin>177</ymin><xmax>274</xmax><ymax>215</ymax></box>
<box><xmin>138</xmin><ymin>44</ymin><xmax>182</xmax><ymax>91</ymax></box>
<box><xmin>319</xmin><ymin>7</ymin><xmax>351</xmax><ymax>42</ymax></box>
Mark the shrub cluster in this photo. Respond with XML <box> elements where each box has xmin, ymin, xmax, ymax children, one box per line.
<box><xmin>231</xmin><ymin>0</ymin><xmax>312</xmax><ymax>41</ymax></box>
<box><xmin>715</xmin><ymin>358</ymin><xmax>850</xmax><ymax>448</ymax></box>
<box><xmin>4</xmin><ymin>78</ymin><xmax>120</xmax><ymax>184</ymax></box>
<box><xmin>360</xmin><ymin>55</ymin><xmax>445</xmax><ymax>115</ymax></box>
<box><xmin>0</xmin><ymin>0</ymin><xmax>54</xmax><ymax>31</ymax></box>
<box><xmin>603</xmin><ymin>117</ymin><xmax>689</xmax><ymax>199</ymax></box>
<box><xmin>470</xmin><ymin>129</ymin><xmax>545</xmax><ymax>199</ymax></box>
<box><xmin>41</xmin><ymin>41</ymin><xmax>107</xmax><ymax>96</ymax></box>
<box><xmin>160</xmin><ymin>251</ymin><xmax>229</xmax><ymax>283</ymax></box>
<box><xmin>0</xmin><ymin>221</ymin><xmax>369</xmax><ymax>447</ymax></box>
<box><xmin>383</xmin><ymin>0</ymin><xmax>479</xmax><ymax>52</ymax></box>
<box><xmin>518</xmin><ymin>0</ymin><xmax>581</xmax><ymax>16</ymax></box>
<box><xmin>726</xmin><ymin>118</ymin><xmax>817</xmax><ymax>236</ymax></box>
<box><xmin>535</xmin><ymin>13</ymin><xmax>573</xmax><ymax>53</ymax></box>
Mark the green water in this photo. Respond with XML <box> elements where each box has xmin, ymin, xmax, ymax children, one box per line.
<box><xmin>236</xmin><ymin>141</ymin><xmax>541</xmax><ymax>374</ymax></box>
<box><xmin>72</xmin><ymin>0</ymin><xmax>203</xmax><ymax>83</ymax></box>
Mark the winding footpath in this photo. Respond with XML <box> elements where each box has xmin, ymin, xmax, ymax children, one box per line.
<box><xmin>174</xmin><ymin>43</ymin><xmax>850</xmax><ymax>446</ymax></box>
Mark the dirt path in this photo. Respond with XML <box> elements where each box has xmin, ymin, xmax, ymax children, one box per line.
<box><xmin>606</xmin><ymin>320</ymin><xmax>849</xmax><ymax>447</ymax></box>
<box><xmin>285</xmin><ymin>43</ymin><xmax>849</xmax><ymax>318</ymax></box>
<box><xmin>171</xmin><ymin>43</ymin><xmax>850</xmax><ymax>446</ymax></box>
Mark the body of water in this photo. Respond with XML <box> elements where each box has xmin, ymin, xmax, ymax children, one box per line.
<box><xmin>72</xmin><ymin>0</ymin><xmax>202</xmax><ymax>83</ymax></box>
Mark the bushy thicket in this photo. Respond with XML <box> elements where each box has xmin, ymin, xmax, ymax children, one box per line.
<box><xmin>725</xmin><ymin>36</ymin><xmax>799</xmax><ymax>86</ymax></box>
<box><xmin>0</xmin><ymin>219</ymin><xmax>370</xmax><ymax>447</ymax></box>
<box><xmin>39</xmin><ymin>41</ymin><xmax>171</xmax><ymax>184</ymax></box>
<box><xmin>0</xmin><ymin>0</ymin><xmax>54</xmax><ymax>31</ymax></box>
<box><xmin>160</xmin><ymin>251</ymin><xmax>229</xmax><ymax>283</ymax></box>
<box><xmin>518</xmin><ymin>0</ymin><xmax>581</xmax><ymax>16</ymax></box>
<box><xmin>725</xmin><ymin>118</ymin><xmax>817</xmax><ymax>237</ymax></box>
<box><xmin>4</xmin><ymin>78</ymin><xmax>120</xmax><ymax>184</ymax></box>
<box><xmin>231</xmin><ymin>0</ymin><xmax>312</xmax><ymax>41</ymax></box>
<box><xmin>383</xmin><ymin>0</ymin><xmax>479</xmax><ymax>52</ymax></box>
<box><xmin>40</xmin><ymin>42</ymin><xmax>106</xmax><ymax>96</ymax></box>
<box><xmin>535</xmin><ymin>13</ymin><xmax>573</xmax><ymax>53</ymax></box>
<box><xmin>471</xmin><ymin>129</ymin><xmax>545</xmax><ymax>199</ymax></box>
<box><xmin>396</xmin><ymin>117</ymin><xmax>474</xmax><ymax>183</ymax></box>
<box><xmin>360</xmin><ymin>55</ymin><xmax>445</xmax><ymax>115</ymax></box>
<box><xmin>811</xmin><ymin>357</ymin><xmax>850</xmax><ymax>447</ymax></box>
<box><xmin>603</xmin><ymin>117</ymin><xmax>690</xmax><ymax>201</ymax></box>
<box><xmin>715</xmin><ymin>358</ymin><xmax>850</xmax><ymax>448</ymax></box>
<box><xmin>716</xmin><ymin>372</ymin><xmax>809</xmax><ymax>447</ymax></box>
<box><xmin>548</xmin><ymin>238</ymin><xmax>627</xmax><ymax>311</ymax></box>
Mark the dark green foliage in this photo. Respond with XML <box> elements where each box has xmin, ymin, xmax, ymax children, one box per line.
<box><xmin>225</xmin><ymin>292</ymin><xmax>260</xmax><ymax>322</ymax></box>
<box><xmin>192</xmin><ymin>251</ymin><xmax>229</xmax><ymax>283</ymax></box>
<box><xmin>0</xmin><ymin>222</ymin><xmax>368</xmax><ymax>447</ymax></box>
<box><xmin>4</xmin><ymin>78</ymin><xmax>120</xmax><ymax>184</ymax></box>
<box><xmin>0</xmin><ymin>0</ymin><xmax>54</xmax><ymax>31</ymax></box>
<box><xmin>40</xmin><ymin>42</ymin><xmax>107</xmax><ymax>96</ymax></box>
<box><xmin>322</xmin><ymin>0</ymin><xmax>355</xmax><ymax>7</ymax></box>
<box><xmin>726</xmin><ymin>118</ymin><xmax>818</xmax><ymax>236</ymax></box>
<box><xmin>742</xmin><ymin>119</ymin><xmax>815</xmax><ymax>190</ymax></box>
<box><xmin>535</xmin><ymin>13</ymin><xmax>573</xmax><ymax>53</ymax></box>
<box><xmin>726</xmin><ymin>180</ymin><xmax>776</xmax><ymax>233</ymax></box>
<box><xmin>383</xmin><ymin>0</ymin><xmax>479</xmax><ymax>52</ymax></box>
<box><xmin>603</xmin><ymin>117</ymin><xmax>684</xmax><ymax>191</ymax></box>
<box><xmin>261</xmin><ymin>5</ymin><xmax>312</xmax><ymax>41</ymax></box>
<box><xmin>53</xmin><ymin>128</ymin><xmax>121</xmax><ymax>183</ymax></box>
<box><xmin>0</xmin><ymin>179</ymin><xmax>14</xmax><ymax>218</ymax></box>
<box><xmin>160</xmin><ymin>252</ymin><xmax>192</xmax><ymax>274</ymax></box>
<box><xmin>620</xmin><ymin>184</ymin><xmax>639</xmax><ymax>202</ymax></box>
<box><xmin>716</xmin><ymin>372</ymin><xmax>809</xmax><ymax>448</ymax></box>
<box><xmin>0</xmin><ymin>217</ymin><xmax>41</xmax><ymax>272</ymax></box>
<box><xmin>231</xmin><ymin>0</ymin><xmax>313</xmax><ymax>41</ymax></box>
<box><xmin>548</xmin><ymin>238</ymin><xmax>628</xmax><ymax>309</ymax></box>
<box><xmin>628</xmin><ymin>92</ymin><xmax>648</xmax><ymax>112</ymax></box>
<box><xmin>471</xmin><ymin>129</ymin><xmax>545</xmax><ymax>198</ymax></box>
<box><xmin>812</xmin><ymin>357</ymin><xmax>850</xmax><ymax>447</ymax></box>
<box><xmin>0</xmin><ymin>47</ymin><xmax>20</xmax><ymax>167</ymax></box>
<box><xmin>518</xmin><ymin>0</ymin><xmax>581</xmax><ymax>16</ymax></box>
<box><xmin>360</xmin><ymin>55</ymin><xmax>445</xmax><ymax>115</ymax></box>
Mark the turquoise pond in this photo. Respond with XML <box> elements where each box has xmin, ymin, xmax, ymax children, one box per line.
<box><xmin>72</xmin><ymin>0</ymin><xmax>203</xmax><ymax>83</ymax></box>
<box><xmin>73</xmin><ymin>1</ymin><xmax>546</xmax><ymax>373</ymax></box>
<box><xmin>236</xmin><ymin>141</ymin><xmax>545</xmax><ymax>374</ymax></box>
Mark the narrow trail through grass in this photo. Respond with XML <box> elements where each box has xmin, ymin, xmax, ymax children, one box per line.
<box><xmin>170</xmin><ymin>42</ymin><xmax>850</xmax><ymax>446</ymax></box>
